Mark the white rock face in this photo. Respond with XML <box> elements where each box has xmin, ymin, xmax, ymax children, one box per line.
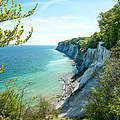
<box><xmin>56</xmin><ymin>42</ymin><xmax>109</xmax><ymax>118</ymax></box>
<box><xmin>56</xmin><ymin>43</ymin><xmax>79</xmax><ymax>59</ymax></box>
<box><xmin>67</xmin><ymin>44</ymin><xmax>79</xmax><ymax>59</ymax></box>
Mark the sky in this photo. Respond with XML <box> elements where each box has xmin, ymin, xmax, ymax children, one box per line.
<box><xmin>1</xmin><ymin>0</ymin><xmax>118</xmax><ymax>45</ymax></box>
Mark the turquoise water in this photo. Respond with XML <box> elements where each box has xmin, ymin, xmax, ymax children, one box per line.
<box><xmin>0</xmin><ymin>45</ymin><xmax>74</xmax><ymax>98</ymax></box>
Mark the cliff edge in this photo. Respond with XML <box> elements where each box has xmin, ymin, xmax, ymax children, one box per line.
<box><xmin>56</xmin><ymin>41</ymin><xmax>109</xmax><ymax>118</ymax></box>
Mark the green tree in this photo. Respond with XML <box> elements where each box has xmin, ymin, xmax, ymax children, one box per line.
<box><xmin>98</xmin><ymin>1</ymin><xmax>120</xmax><ymax>49</ymax></box>
<box><xmin>0</xmin><ymin>0</ymin><xmax>38</xmax><ymax>47</ymax></box>
<box><xmin>0</xmin><ymin>80</ymin><xmax>27</xmax><ymax>120</ymax></box>
<box><xmin>110</xmin><ymin>40</ymin><xmax>120</xmax><ymax>59</ymax></box>
<box><xmin>0</xmin><ymin>0</ymin><xmax>38</xmax><ymax>73</ymax></box>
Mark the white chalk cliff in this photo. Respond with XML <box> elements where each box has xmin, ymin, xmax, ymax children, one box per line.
<box><xmin>56</xmin><ymin>42</ymin><xmax>109</xmax><ymax>118</ymax></box>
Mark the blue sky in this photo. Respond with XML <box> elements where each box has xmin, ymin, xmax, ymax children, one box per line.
<box><xmin>1</xmin><ymin>0</ymin><xmax>118</xmax><ymax>45</ymax></box>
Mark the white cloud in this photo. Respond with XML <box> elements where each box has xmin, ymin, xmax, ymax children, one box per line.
<box><xmin>35</xmin><ymin>18</ymin><xmax>49</xmax><ymax>23</ymax></box>
<box><xmin>0</xmin><ymin>14</ymin><xmax>98</xmax><ymax>45</ymax></box>
<box><xmin>22</xmin><ymin>19</ymin><xmax>32</xmax><ymax>24</ymax></box>
<box><xmin>19</xmin><ymin>14</ymin><xmax>98</xmax><ymax>45</ymax></box>
<box><xmin>0</xmin><ymin>0</ymin><xmax>115</xmax><ymax>45</ymax></box>
<box><xmin>61</xmin><ymin>24</ymin><xmax>95</xmax><ymax>30</ymax></box>
<box><xmin>36</xmin><ymin>0</ymin><xmax>67</xmax><ymax>13</ymax></box>
<box><xmin>27</xmin><ymin>16</ymin><xmax>96</xmax><ymax>31</ymax></box>
<box><xmin>22</xmin><ymin>15</ymin><xmax>85</xmax><ymax>24</ymax></box>
<box><xmin>25</xmin><ymin>30</ymin><xmax>94</xmax><ymax>45</ymax></box>
<box><xmin>60</xmin><ymin>16</ymin><xmax>83</xmax><ymax>20</ymax></box>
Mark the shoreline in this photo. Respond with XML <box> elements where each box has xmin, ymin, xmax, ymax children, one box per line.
<box><xmin>55</xmin><ymin>49</ymin><xmax>79</xmax><ymax>108</ymax></box>
<box><xmin>57</xmin><ymin>72</ymin><xmax>75</xmax><ymax>101</ymax></box>
<box><xmin>35</xmin><ymin>50</ymin><xmax>77</xmax><ymax>105</ymax></box>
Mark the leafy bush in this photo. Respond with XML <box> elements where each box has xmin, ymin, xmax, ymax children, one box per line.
<box><xmin>59</xmin><ymin>32</ymin><xmax>101</xmax><ymax>53</ymax></box>
<box><xmin>85</xmin><ymin>59</ymin><xmax>120</xmax><ymax>120</ymax></box>
<box><xmin>0</xmin><ymin>89</ymin><xmax>24</xmax><ymax>120</ymax></box>
<box><xmin>0</xmin><ymin>80</ymin><xmax>61</xmax><ymax>120</ymax></box>
<box><xmin>98</xmin><ymin>1</ymin><xmax>120</xmax><ymax>49</ymax></box>
<box><xmin>0</xmin><ymin>79</ymin><xmax>29</xmax><ymax>120</ymax></box>
<box><xmin>111</xmin><ymin>47</ymin><xmax>120</xmax><ymax>60</ymax></box>
<box><xmin>23</xmin><ymin>98</ymin><xmax>59</xmax><ymax>120</ymax></box>
<box><xmin>87</xmin><ymin>32</ymin><xmax>101</xmax><ymax>49</ymax></box>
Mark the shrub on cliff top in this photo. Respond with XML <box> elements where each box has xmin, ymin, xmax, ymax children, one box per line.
<box><xmin>87</xmin><ymin>32</ymin><xmax>102</xmax><ymax>49</ymax></box>
<box><xmin>59</xmin><ymin>32</ymin><xmax>101</xmax><ymax>53</ymax></box>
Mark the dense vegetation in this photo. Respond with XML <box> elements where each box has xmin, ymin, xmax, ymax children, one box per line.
<box><xmin>85</xmin><ymin>58</ymin><xmax>120</xmax><ymax>120</ymax></box>
<box><xmin>0</xmin><ymin>80</ymin><xmax>60</xmax><ymax>120</ymax></box>
<box><xmin>98</xmin><ymin>2</ymin><xmax>120</xmax><ymax>49</ymax></box>
<box><xmin>58</xmin><ymin>32</ymin><xmax>101</xmax><ymax>53</ymax></box>
<box><xmin>0</xmin><ymin>0</ymin><xmax>38</xmax><ymax>47</ymax></box>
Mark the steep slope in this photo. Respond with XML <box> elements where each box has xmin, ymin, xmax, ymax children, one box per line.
<box><xmin>56</xmin><ymin>42</ymin><xmax>109</xmax><ymax>118</ymax></box>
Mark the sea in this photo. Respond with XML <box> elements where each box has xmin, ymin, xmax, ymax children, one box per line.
<box><xmin>0</xmin><ymin>45</ymin><xmax>74</xmax><ymax>99</ymax></box>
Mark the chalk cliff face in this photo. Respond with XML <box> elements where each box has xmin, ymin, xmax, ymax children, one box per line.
<box><xmin>56</xmin><ymin>42</ymin><xmax>109</xmax><ymax>118</ymax></box>
<box><xmin>56</xmin><ymin>42</ymin><xmax>79</xmax><ymax>59</ymax></box>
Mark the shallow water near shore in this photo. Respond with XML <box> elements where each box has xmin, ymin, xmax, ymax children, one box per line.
<box><xmin>0</xmin><ymin>45</ymin><xmax>75</xmax><ymax>99</ymax></box>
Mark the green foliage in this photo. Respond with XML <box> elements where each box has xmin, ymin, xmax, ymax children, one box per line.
<box><xmin>59</xmin><ymin>36</ymin><xmax>99</xmax><ymax>53</ymax></box>
<box><xmin>60</xmin><ymin>37</ymin><xmax>90</xmax><ymax>46</ymax></box>
<box><xmin>0</xmin><ymin>89</ymin><xmax>24</xmax><ymax>120</ymax></box>
<box><xmin>0</xmin><ymin>0</ymin><xmax>38</xmax><ymax>47</ymax></box>
<box><xmin>111</xmin><ymin>46</ymin><xmax>120</xmax><ymax>59</ymax></box>
<box><xmin>78</xmin><ymin>39</ymin><xmax>89</xmax><ymax>52</ymax></box>
<box><xmin>0</xmin><ymin>0</ymin><xmax>38</xmax><ymax>22</ymax></box>
<box><xmin>0</xmin><ymin>79</ymin><xmax>26</xmax><ymax>120</ymax></box>
<box><xmin>85</xmin><ymin>59</ymin><xmax>120</xmax><ymax>120</ymax></box>
<box><xmin>110</xmin><ymin>40</ymin><xmax>120</xmax><ymax>59</ymax></box>
<box><xmin>23</xmin><ymin>98</ymin><xmax>59</xmax><ymax>120</ymax></box>
<box><xmin>0</xmin><ymin>0</ymin><xmax>37</xmax><ymax>73</ymax></box>
<box><xmin>59</xmin><ymin>33</ymin><xmax>101</xmax><ymax>53</ymax></box>
<box><xmin>0</xmin><ymin>79</ymin><xmax>61</xmax><ymax>120</ymax></box>
<box><xmin>87</xmin><ymin>32</ymin><xmax>102</xmax><ymax>48</ymax></box>
<box><xmin>98</xmin><ymin>1</ymin><xmax>120</xmax><ymax>49</ymax></box>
